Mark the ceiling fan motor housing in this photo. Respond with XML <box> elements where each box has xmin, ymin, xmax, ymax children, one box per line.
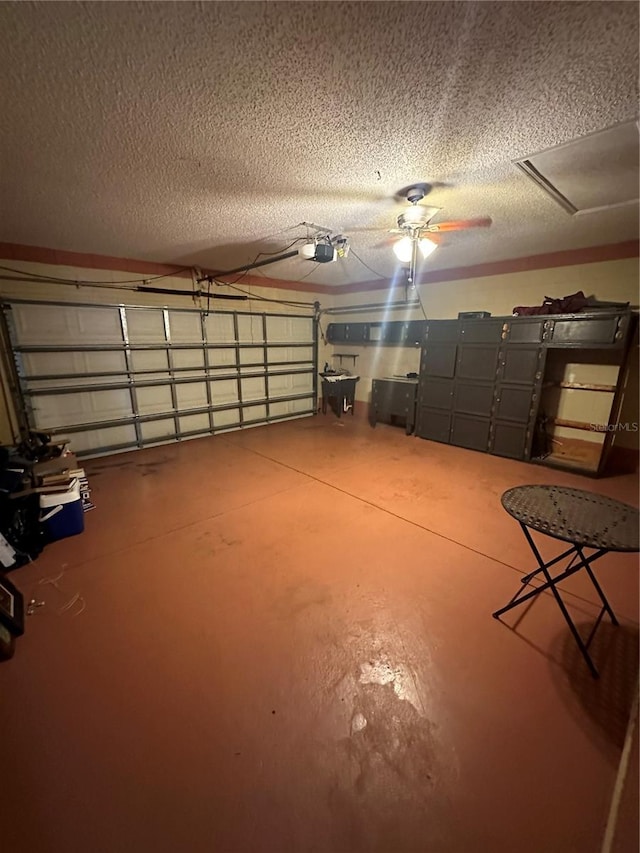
<box><xmin>406</xmin><ymin>185</ymin><xmax>428</xmax><ymax>204</ymax></box>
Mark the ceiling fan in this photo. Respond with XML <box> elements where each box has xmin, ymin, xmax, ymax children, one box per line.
<box><xmin>375</xmin><ymin>183</ymin><xmax>492</xmax><ymax>284</ymax></box>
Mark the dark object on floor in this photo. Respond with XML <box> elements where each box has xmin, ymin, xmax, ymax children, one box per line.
<box><xmin>531</xmin><ymin>413</ymin><xmax>551</xmax><ymax>459</ymax></box>
<box><xmin>0</xmin><ymin>621</ymin><xmax>16</xmax><ymax>660</ymax></box>
<box><xmin>0</xmin><ymin>493</ymin><xmax>45</xmax><ymax>568</ymax></box>
<box><xmin>0</xmin><ymin>572</ymin><xmax>25</xmax><ymax>636</ymax></box>
<box><xmin>493</xmin><ymin>485</ymin><xmax>640</xmax><ymax>678</ymax></box>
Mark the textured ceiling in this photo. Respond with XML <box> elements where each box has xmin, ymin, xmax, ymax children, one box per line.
<box><xmin>0</xmin><ymin>1</ymin><xmax>638</xmax><ymax>287</ymax></box>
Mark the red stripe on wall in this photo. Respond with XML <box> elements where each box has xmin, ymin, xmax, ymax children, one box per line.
<box><xmin>334</xmin><ymin>240</ymin><xmax>640</xmax><ymax>294</ymax></box>
<box><xmin>1</xmin><ymin>239</ymin><xmax>637</xmax><ymax>296</ymax></box>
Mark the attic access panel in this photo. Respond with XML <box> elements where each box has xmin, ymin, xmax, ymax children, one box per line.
<box><xmin>514</xmin><ymin>120</ymin><xmax>640</xmax><ymax>215</ymax></box>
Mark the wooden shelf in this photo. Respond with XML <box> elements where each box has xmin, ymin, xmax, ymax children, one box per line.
<box><xmin>533</xmin><ymin>440</ymin><xmax>602</xmax><ymax>473</ymax></box>
<box><xmin>543</xmin><ymin>381</ymin><xmax>616</xmax><ymax>392</ymax></box>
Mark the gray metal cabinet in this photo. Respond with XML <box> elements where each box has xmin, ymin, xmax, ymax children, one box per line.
<box><xmin>370</xmin><ymin>378</ymin><xmax>417</xmax><ymax>434</ymax></box>
<box><xmin>502</xmin><ymin>318</ymin><xmax>548</xmax><ymax>344</ymax></box>
<box><xmin>416</xmin><ymin>312</ymin><xmax>635</xmax><ymax>472</ymax></box>
<box><xmin>451</xmin><ymin>413</ymin><xmax>491</xmax><ymax>451</ymax></box>
<box><xmin>456</xmin><ymin>345</ymin><xmax>499</xmax><ymax>381</ymax></box>
<box><xmin>490</xmin><ymin>345</ymin><xmax>546</xmax><ymax>460</ymax></box>
<box><xmin>550</xmin><ymin>315</ymin><xmax>622</xmax><ymax>346</ymax></box>
<box><xmin>459</xmin><ymin>319</ymin><xmax>504</xmax><ymax>343</ymax></box>
<box><xmin>453</xmin><ymin>382</ymin><xmax>494</xmax><ymax>418</ymax></box>
<box><xmin>416</xmin><ymin>407</ymin><xmax>452</xmax><ymax>442</ymax></box>
<box><xmin>421</xmin><ymin>344</ymin><xmax>457</xmax><ymax>378</ymax></box>
<box><xmin>415</xmin><ymin>377</ymin><xmax>453</xmax><ymax>441</ymax></box>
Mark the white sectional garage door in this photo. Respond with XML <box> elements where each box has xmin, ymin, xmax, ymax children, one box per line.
<box><xmin>3</xmin><ymin>300</ymin><xmax>317</xmax><ymax>457</ymax></box>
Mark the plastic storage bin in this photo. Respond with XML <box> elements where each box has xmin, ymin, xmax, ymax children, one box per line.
<box><xmin>40</xmin><ymin>479</ymin><xmax>85</xmax><ymax>541</ymax></box>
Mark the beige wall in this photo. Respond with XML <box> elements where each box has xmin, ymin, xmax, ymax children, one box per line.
<box><xmin>0</xmin><ymin>259</ymin><xmax>334</xmax><ymax>445</ymax></box>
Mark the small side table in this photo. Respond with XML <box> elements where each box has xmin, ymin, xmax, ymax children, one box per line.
<box><xmin>492</xmin><ymin>485</ymin><xmax>639</xmax><ymax>677</ymax></box>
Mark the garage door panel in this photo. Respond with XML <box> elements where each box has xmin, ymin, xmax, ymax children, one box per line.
<box><xmin>70</xmin><ymin>425</ymin><xmax>137</xmax><ymax>454</ymax></box>
<box><xmin>271</xmin><ymin>398</ymin><xmax>312</xmax><ymax>416</ymax></box>
<box><xmin>32</xmin><ymin>388</ymin><xmax>133</xmax><ymax>427</ymax></box>
<box><xmin>290</xmin><ymin>398</ymin><xmax>313</xmax><ymax>413</ymax></box>
<box><xmin>292</xmin><ymin>373</ymin><xmax>313</xmax><ymax>392</ymax></box>
<box><xmin>213</xmin><ymin>408</ymin><xmax>240</xmax><ymax>428</ymax></box>
<box><xmin>125</xmin><ymin>309</ymin><xmax>166</xmax><ymax>343</ymax></box>
<box><xmin>241</xmin><ymin>377</ymin><xmax>266</xmax><ymax>401</ymax></box>
<box><xmin>210</xmin><ymin>379</ymin><xmax>238</xmax><ymax>405</ymax></box>
<box><xmin>137</xmin><ymin>386</ymin><xmax>173</xmax><ymax>415</ymax></box>
<box><xmin>7</xmin><ymin>302</ymin><xmax>316</xmax><ymax>456</ymax></box>
<box><xmin>269</xmin><ymin>375</ymin><xmax>293</xmax><ymax>394</ymax></box>
<box><xmin>173</xmin><ymin>350</ymin><xmax>204</xmax><ymax>370</ymax></box>
<box><xmin>244</xmin><ymin>404</ymin><xmax>267</xmax><ymax>422</ymax></box>
<box><xmin>176</xmin><ymin>382</ymin><xmax>207</xmax><ymax>408</ymax></box>
<box><xmin>237</xmin><ymin>315</ymin><xmax>264</xmax><ymax>342</ymax></box>
<box><xmin>239</xmin><ymin>347</ymin><xmax>264</xmax><ymax>365</ymax></box>
<box><xmin>130</xmin><ymin>350</ymin><xmax>169</xmax><ymax>373</ymax></box>
<box><xmin>13</xmin><ymin>304</ymin><xmax>122</xmax><ymax>345</ymax></box>
<box><xmin>209</xmin><ymin>349</ymin><xmax>236</xmax><ymax>367</ymax></box>
<box><xmin>205</xmin><ymin>313</ymin><xmax>235</xmax><ymax>342</ymax></box>
<box><xmin>168</xmin><ymin>312</ymin><xmax>201</xmax><ymax>342</ymax></box>
<box><xmin>179</xmin><ymin>413</ymin><xmax>210</xmax><ymax>433</ymax></box>
<box><xmin>141</xmin><ymin>420</ymin><xmax>176</xmax><ymax>441</ymax></box>
<box><xmin>266</xmin><ymin>316</ymin><xmax>312</xmax><ymax>342</ymax></box>
<box><xmin>267</xmin><ymin>345</ymin><xmax>313</xmax><ymax>363</ymax></box>
<box><xmin>290</xmin><ymin>317</ymin><xmax>313</xmax><ymax>341</ymax></box>
<box><xmin>22</xmin><ymin>350</ymin><xmax>127</xmax><ymax>378</ymax></box>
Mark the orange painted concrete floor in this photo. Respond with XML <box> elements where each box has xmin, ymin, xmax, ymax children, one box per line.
<box><xmin>1</xmin><ymin>416</ymin><xmax>638</xmax><ymax>853</ymax></box>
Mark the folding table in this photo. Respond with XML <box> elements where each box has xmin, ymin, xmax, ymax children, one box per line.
<box><xmin>492</xmin><ymin>485</ymin><xmax>639</xmax><ymax>678</ymax></box>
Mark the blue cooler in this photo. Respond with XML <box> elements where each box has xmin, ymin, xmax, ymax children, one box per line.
<box><xmin>40</xmin><ymin>479</ymin><xmax>85</xmax><ymax>541</ymax></box>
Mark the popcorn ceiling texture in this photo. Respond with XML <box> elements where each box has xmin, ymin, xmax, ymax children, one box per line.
<box><xmin>0</xmin><ymin>1</ymin><xmax>637</xmax><ymax>285</ymax></box>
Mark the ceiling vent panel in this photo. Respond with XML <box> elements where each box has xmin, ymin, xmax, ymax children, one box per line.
<box><xmin>514</xmin><ymin>120</ymin><xmax>639</xmax><ymax>216</ymax></box>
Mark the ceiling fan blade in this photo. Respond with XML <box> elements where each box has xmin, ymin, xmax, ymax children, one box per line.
<box><xmin>372</xmin><ymin>236</ymin><xmax>398</xmax><ymax>249</ymax></box>
<box><xmin>347</xmin><ymin>225</ymin><xmax>391</xmax><ymax>233</ymax></box>
<box><xmin>427</xmin><ymin>217</ymin><xmax>492</xmax><ymax>233</ymax></box>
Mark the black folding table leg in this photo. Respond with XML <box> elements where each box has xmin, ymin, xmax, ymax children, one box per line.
<box><xmin>520</xmin><ymin>543</ymin><xmax>577</xmax><ymax>584</ymax></box>
<box><xmin>576</xmin><ymin>545</ymin><xmax>619</xmax><ymax>627</ymax></box>
<box><xmin>494</xmin><ymin>523</ymin><xmax>601</xmax><ymax>678</ymax></box>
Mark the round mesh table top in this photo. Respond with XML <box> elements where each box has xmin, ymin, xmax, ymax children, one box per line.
<box><xmin>501</xmin><ymin>485</ymin><xmax>640</xmax><ymax>552</ymax></box>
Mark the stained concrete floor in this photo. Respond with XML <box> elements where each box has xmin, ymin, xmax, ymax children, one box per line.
<box><xmin>1</xmin><ymin>416</ymin><xmax>638</xmax><ymax>853</ymax></box>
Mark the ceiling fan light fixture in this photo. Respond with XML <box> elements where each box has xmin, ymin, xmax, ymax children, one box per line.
<box><xmin>393</xmin><ymin>235</ymin><xmax>438</xmax><ymax>263</ymax></box>
<box><xmin>393</xmin><ymin>236</ymin><xmax>414</xmax><ymax>262</ymax></box>
<box><xmin>418</xmin><ymin>236</ymin><xmax>437</xmax><ymax>258</ymax></box>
